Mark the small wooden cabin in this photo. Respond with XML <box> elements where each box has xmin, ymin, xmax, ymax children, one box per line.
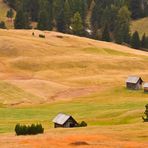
<box><xmin>144</xmin><ymin>83</ymin><xmax>148</xmax><ymax>93</ymax></box>
<box><xmin>126</xmin><ymin>76</ymin><xmax>143</xmax><ymax>90</ymax></box>
<box><xmin>52</xmin><ymin>113</ymin><xmax>78</xmax><ymax>128</ymax></box>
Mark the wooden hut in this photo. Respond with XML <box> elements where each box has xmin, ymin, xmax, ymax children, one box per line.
<box><xmin>144</xmin><ymin>83</ymin><xmax>148</xmax><ymax>93</ymax></box>
<box><xmin>126</xmin><ymin>76</ymin><xmax>143</xmax><ymax>90</ymax></box>
<box><xmin>52</xmin><ymin>113</ymin><xmax>78</xmax><ymax>128</ymax></box>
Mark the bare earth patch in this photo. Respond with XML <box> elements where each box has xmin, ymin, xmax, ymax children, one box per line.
<box><xmin>0</xmin><ymin>132</ymin><xmax>148</xmax><ymax>148</ymax></box>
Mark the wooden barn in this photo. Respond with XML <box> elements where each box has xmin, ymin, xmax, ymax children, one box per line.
<box><xmin>52</xmin><ymin>113</ymin><xmax>78</xmax><ymax>128</ymax></box>
<box><xmin>126</xmin><ymin>76</ymin><xmax>143</xmax><ymax>90</ymax></box>
<box><xmin>144</xmin><ymin>83</ymin><xmax>148</xmax><ymax>93</ymax></box>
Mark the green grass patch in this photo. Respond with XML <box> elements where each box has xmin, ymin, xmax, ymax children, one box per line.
<box><xmin>0</xmin><ymin>86</ymin><xmax>147</xmax><ymax>133</ymax></box>
<box><xmin>82</xmin><ymin>47</ymin><xmax>135</xmax><ymax>57</ymax></box>
<box><xmin>0</xmin><ymin>80</ymin><xmax>40</xmax><ymax>104</ymax></box>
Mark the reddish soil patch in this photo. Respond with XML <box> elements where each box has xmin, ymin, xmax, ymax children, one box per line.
<box><xmin>49</xmin><ymin>86</ymin><xmax>99</xmax><ymax>101</ymax></box>
<box><xmin>0</xmin><ymin>133</ymin><xmax>148</xmax><ymax>148</ymax></box>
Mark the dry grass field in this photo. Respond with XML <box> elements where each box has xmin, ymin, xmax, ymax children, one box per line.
<box><xmin>0</xmin><ymin>29</ymin><xmax>148</xmax><ymax>147</ymax></box>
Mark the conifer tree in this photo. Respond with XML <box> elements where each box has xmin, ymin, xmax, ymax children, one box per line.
<box><xmin>56</xmin><ymin>9</ymin><xmax>66</xmax><ymax>33</ymax></box>
<box><xmin>6</xmin><ymin>8</ymin><xmax>14</xmax><ymax>20</ymax></box>
<box><xmin>141</xmin><ymin>33</ymin><xmax>146</xmax><ymax>48</ymax></box>
<box><xmin>0</xmin><ymin>21</ymin><xmax>6</xmax><ymax>29</ymax></box>
<box><xmin>64</xmin><ymin>0</ymin><xmax>72</xmax><ymax>31</ymax></box>
<box><xmin>71</xmin><ymin>12</ymin><xmax>84</xmax><ymax>36</ymax></box>
<box><xmin>114</xmin><ymin>6</ymin><xmax>131</xmax><ymax>44</ymax></box>
<box><xmin>37</xmin><ymin>10</ymin><xmax>50</xmax><ymax>30</ymax></box>
<box><xmin>142</xmin><ymin>104</ymin><xmax>148</xmax><ymax>122</ymax></box>
<box><xmin>14</xmin><ymin>8</ymin><xmax>30</xmax><ymax>29</ymax></box>
<box><xmin>129</xmin><ymin>0</ymin><xmax>143</xmax><ymax>19</ymax></box>
<box><xmin>37</xmin><ymin>0</ymin><xmax>52</xmax><ymax>30</ymax></box>
<box><xmin>130</xmin><ymin>31</ymin><xmax>141</xmax><ymax>49</ymax></box>
<box><xmin>101</xmin><ymin>24</ymin><xmax>111</xmax><ymax>42</ymax></box>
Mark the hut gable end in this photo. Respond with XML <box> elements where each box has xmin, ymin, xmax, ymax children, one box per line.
<box><xmin>52</xmin><ymin>113</ymin><xmax>78</xmax><ymax>128</ymax></box>
<box><xmin>126</xmin><ymin>76</ymin><xmax>143</xmax><ymax>90</ymax></box>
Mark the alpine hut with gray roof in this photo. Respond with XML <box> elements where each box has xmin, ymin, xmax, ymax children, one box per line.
<box><xmin>52</xmin><ymin>113</ymin><xmax>78</xmax><ymax>128</ymax></box>
<box><xmin>144</xmin><ymin>83</ymin><xmax>148</xmax><ymax>93</ymax></box>
<box><xmin>126</xmin><ymin>76</ymin><xmax>143</xmax><ymax>90</ymax></box>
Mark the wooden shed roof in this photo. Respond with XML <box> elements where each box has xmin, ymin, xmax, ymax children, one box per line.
<box><xmin>52</xmin><ymin>113</ymin><xmax>71</xmax><ymax>125</ymax></box>
<box><xmin>126</xmin><ymin>76</ymin><xmax>142</xmax><ymax>84</ymax></box>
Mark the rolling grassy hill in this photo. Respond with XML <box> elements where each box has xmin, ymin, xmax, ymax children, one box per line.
<box><xmin>131</xmin><ymin>17</ymin><xmax>148</xmax><ymax>37</ymax></box>
<box><xmin>0</xmin><ymin>29</ymin><xmax>148</xmax><ymax>147</ymax></box>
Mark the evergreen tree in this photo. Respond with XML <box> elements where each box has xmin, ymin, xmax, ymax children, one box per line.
<box><xmin>114</xmin><ymin>6</ymin><xmax>131</xmax><ymax>44</ymax></box>
<box><xmin>64</xmin><ymin>0</ymin><xmax>72</xmax><ymax>31</ymax></box>
<box><xmin>6</xmin><ymin>8</ymin><xmax>14</xmax><ymax>20</ymax></box>
<box><xmin>56</xmin><ymin>9</ymin><xmax>66</xmax><ymax>33</ymax></box>
<box><xmin>30</xmin><ymin>0</ymin><xmax>40</xmax><ymax>21</ymax></box>
<box><xmin>109</xmin><ymin>5</ymin><xmax>118</xmax><ymax>32</ymax></box>
<box><xmin>37</xmin><ymin>10</ymin><xmax>51</xmax><ymax>30</ymax></box>
<box><xmin>129</xmin><ymin>0</ymin><xmax>143</xmax><ymax>19</ymax></box>
<box><xmin>0</xmin><ymin>21</ymin><xmax>6</xmax><ymax>29</ymax></box>
<box><xmin>101</xmin><ymin>24</ymin><xmax>111</xmax><ymax>42</ymax></box>
<box><xmin>146</xmin><ymin>37</ymin><xmax>148</xmax><ymax>49</ymax></box>
<box><xmin>14</xmin><ymin>8</ymin><xmax>30</xmax><ymax>29</ymax></box>
<box><xmin>142</xmin><ymin>104</ymin><xmax>148</xmax><ymax>122</ymax></box>
<box><xmin>91</xmin><ymin>2</ymin><xmax>103</xmax><ymax>32</ymax></box>
<box><xmin>130</xmin><ymin>31</ymin><xmax>141</xmax><ymax>49</ymax></box>
<box><xmin>141</xmin><ymin>33</ymin><xmax>146</xmax><ymax>48</ymax></box>
<box><xmin>37</xmin><ymin>0</ymin><xmax>52</xmax><ymax>30</ymax></box>
<box><xmin>71</xmin><ymin>12</ymin><xmax>84</xmax><ymax>36</ymax></box>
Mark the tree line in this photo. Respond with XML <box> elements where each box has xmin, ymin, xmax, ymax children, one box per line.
<box><xmin>2</xmin><ymin>0</ymin><xmax>148</xmax><ymax>49</ymax></box>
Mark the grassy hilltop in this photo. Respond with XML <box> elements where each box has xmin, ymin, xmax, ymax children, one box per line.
<box><xmin>0</xmin><ymin>29</ymin><xmax>148</xmax><ymax>147</ymax></box>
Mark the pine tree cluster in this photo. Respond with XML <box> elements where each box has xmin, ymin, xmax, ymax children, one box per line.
<box><xmin>15</xmin><ymin>123</ymin><xmax>44</xmax><ymax>135</ymax></box>
<box><xmin>2</xmin><ymin>0</ymin><xmax>148</xmax><ymax>49</ymax></box>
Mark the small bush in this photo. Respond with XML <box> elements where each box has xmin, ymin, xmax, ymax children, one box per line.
<box><xmin>77</xmin><ymin>121</ymin><xmax>87</xmax><ymax>127</ymax></box>
<box><xmin>39</xmin><ymin>34</ymin><xmax>45</xmax><ymax>38</ymax></box>
<box><xmin>32</xmin><ymin>32</ymin><xmax>35</xmax><ymax>36</ymax></box>
<box><xmin>15</xmin><ymin>123</ymin><xmax>44</xmax><ymax>136</ymax></box>
<box><xmin>0</xmin><ymin>21</ymin><xmax>6</xmax><ymax>29</ymax></box>
<box><xmin>142</xmin><ymin>104</ymin><xmax>148</xmax><ymax>122</ymax></box>
<box><xmin>80</xmin><ymin>121</ymin><xmax>87</xmax><ymax>127</ymax></box>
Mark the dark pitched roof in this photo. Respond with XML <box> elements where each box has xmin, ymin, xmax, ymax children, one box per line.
<box><xmin>52</xmin><ymin>113</ymin><xmax>71</xmax><ymax>125</ymax></box>
<box><xmin>126</xmin><ymin>76</ymin><xmax>142</xmax><ymax>84</ymax></box>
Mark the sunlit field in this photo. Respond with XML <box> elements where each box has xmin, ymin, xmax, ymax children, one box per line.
<box><xmin>0</xmin><ymin>29</ymin><xmax>148</xmax><ymax>147</ymax></box>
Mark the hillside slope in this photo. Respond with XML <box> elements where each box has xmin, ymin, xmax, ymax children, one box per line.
<box><xmin>0</xmin><ymin>29</ymin><xmax>148</xmax><ymax>106</ymax></box>
<box><xmin>0</xmin><ymin>30</ymin><xmax>148</xmax><ymax>147</ymax></box>
<box><xmin>131</xmin><ymin>17</ymin><xmax>148</xmax><ymax>37</ymax></box>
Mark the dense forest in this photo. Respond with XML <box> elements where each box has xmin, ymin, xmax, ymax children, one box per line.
<box><xmin>2</xmin><ymin>0</ymin><xmax>148</xmax><ymax>49</ymax></box>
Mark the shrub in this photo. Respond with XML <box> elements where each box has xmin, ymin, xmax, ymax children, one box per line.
<box><xmin>142</xmin><ymin>104</ymin><xmax>148</xmax><ymax>122</ymax></box>
<box><xmin>15</xmin><ymin>123</ymin><xmax>44</xmax><ymax>136</ymax></box>
<box><xmin>130</xmin><ymin>31</ymin><xmax>141</xmax><ymax>49</ymax></box>
<box><xmin>79</xmin><ymin>121</ymin><xmax>87</xmax><ymax>127</ymax></box>
<box><xmin>39</xmin><ymin>34</ymin><xmax>45</xmax><ymax>38</ymax></box>
<box><xmin>77</xmin><ymin>121</ymin><xmax>87</xmax><ymax>127</ymax></box>
<box><xmin>32</xmin><ymin>32</ymin><xmax>35</xmax><ymax>36</ymax></box>
<box><xmin>0</xmin><ymin>21</ymin><xmax>6</xmax><ymax>29</ymax></box>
